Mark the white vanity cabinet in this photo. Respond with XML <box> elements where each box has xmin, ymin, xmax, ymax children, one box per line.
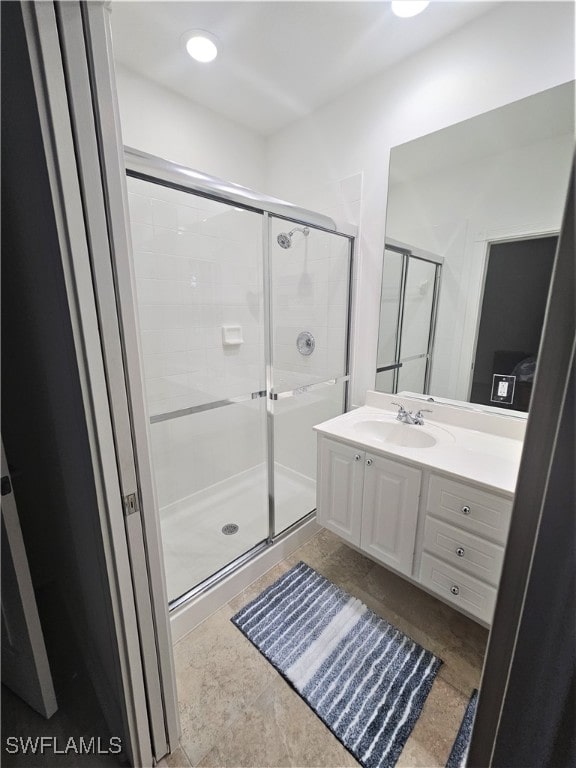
<box><xmin>314</xmin><ymin>393</ymin><xmax>523</xmax><ymax>625</ymax></box>
<box><xmin>316</xmin><ymin>431</ymin><xmax>514</xmax><ymax>626</ymax></box>
<box><xmin>317</xmin><ymin>437</ymin><xmax>421</xmax><ymax>576</ymax></box>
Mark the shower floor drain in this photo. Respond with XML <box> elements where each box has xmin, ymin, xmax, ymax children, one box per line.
<box><xmin>222</xmin><ymin>523</ymin><xmax>239</xmax><ymax>535</ymax></box>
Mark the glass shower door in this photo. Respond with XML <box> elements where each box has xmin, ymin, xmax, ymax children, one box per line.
<box><xmin>269</xmin><ymin>216</ymin><xmax>352</xmax><ymax>535</ymax></box>
<box><xmin>376</xmin><ymin>247</ymin><xmax>405</xmax><ymax>391</ymax></box>
<box><xmin>376</xmin><ymin>245</ymin><xmax>441</xmax><ymax>395</ymax></box>
<box><xmin>396</xmin><ymin>257</ymin><xmax>439</xmax><ymax>393</ymax></box>
<box><xmin>126</xmin><ymin>176</ymin><xmax>268</xmax><ymax>603</ymax></box>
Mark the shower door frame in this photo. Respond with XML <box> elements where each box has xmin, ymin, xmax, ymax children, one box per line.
<box><xmin>123</xmin><ymin>148</ymin><xmax>356</xmax><ymax>610</ymax></box>
<box><xmin>376</xmin><ymin>239</ymin><xmax>443</xmax><ymax>394</ymax></box>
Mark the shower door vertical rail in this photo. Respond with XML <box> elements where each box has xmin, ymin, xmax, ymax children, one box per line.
<box><xmin>393</xmin><ymin>252</ymin><xmax>409</xmax><ymax>393</ymax></box>
<box><xmin>263</xmin><ymin>213</ymin><xmax>276</xmax><ymax>543</ymax></box>
<box><xmin>425</xmin><ymin>265</ymin><xmax>442</xmax><ymax>393</ymax></box>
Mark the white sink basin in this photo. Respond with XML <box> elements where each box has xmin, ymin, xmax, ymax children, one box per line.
<box><xmin>352</xmin><ymin>419</ymin><xmax>439</xmax><ymax>448</ymax></box>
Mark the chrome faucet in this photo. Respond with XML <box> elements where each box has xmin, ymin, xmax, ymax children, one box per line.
<box><xmin>391</xmin><ymin>402</ymin><xmax>433</xmax><ymax>425</ymax></box>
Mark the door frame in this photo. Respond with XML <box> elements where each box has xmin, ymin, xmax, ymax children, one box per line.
<box><xmin>462</xmin><ymin>224</ymin><xmax>560</xmax><ymax>402</ymax></box>
<box><xmin>20</xmin><ymin>2</ymin><xmax>179</xmax><ymax>763</ymax></box>
<box><xmin>467</xmin><ymin>231</ymin><xmax>559</xmax><ymax>407</ymax></box>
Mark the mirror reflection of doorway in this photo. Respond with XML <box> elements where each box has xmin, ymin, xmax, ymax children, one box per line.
<box><xmin>470</xmin><ymin>235</ymin><xmax>558</xmax><ymax>411</ymax></box>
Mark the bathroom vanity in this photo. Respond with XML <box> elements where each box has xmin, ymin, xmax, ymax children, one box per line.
<box><xmin>314</xmin><ymin>391</ymin><xmax>526</xmax><ymax>626</ymax></box>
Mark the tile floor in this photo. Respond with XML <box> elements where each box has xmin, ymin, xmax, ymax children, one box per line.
<box><xmin>163</xmin><ymin>529</ymin><xmax>488</xmax><ymax>767</ymax></box>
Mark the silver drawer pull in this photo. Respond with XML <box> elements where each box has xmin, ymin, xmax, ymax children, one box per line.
<box><xmin>450</xmin><ymin>585</ymin><xmax>460</xmax><ymax>596</ymax></box>
<box><xmin>461</xmin><ymin>505</ymin><xmax>471</xmax><ymax>515</ymax></box>
<box><xmin>354</xmin><ymin>454</ymin><xmax>361</xmax><ymax>461</ymax></box>
<box><xmin>456</xmin><ymin>547</ymin><xmax>465</xmax><ymax>557</ymax></box>
<box><xmin>366</xmin><ymin>458</ymin><xmax>373</xmax><ymax>466</ymax></box>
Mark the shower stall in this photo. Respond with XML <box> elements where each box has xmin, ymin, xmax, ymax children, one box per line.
<box><xmin>124</xmin><ymin>149</ymin><xmax>354</xmax><ymax>607</ymax></box>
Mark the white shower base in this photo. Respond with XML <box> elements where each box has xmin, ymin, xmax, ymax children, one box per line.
<box><xmin>160</xmin><ymin>463</ymin><xmax>316</xmax><ymax>603</ymax></box>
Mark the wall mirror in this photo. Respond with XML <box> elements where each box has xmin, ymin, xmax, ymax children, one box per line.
<box><xmin>375</xmin><ymin>81</ymin><xmax>574</xmax><ymax>413</ymax></box>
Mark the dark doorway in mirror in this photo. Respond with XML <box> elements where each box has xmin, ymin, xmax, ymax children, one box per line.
<box><xmin>470</xmin><ymin>235</ymin><xmax>557</xmax><ymax>411</ymax></box>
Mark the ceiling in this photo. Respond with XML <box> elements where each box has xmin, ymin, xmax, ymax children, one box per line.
<box><xmin>110</xmin><ymin>1</ymin><xmax>499</xmax><ymax>137</ymax></box>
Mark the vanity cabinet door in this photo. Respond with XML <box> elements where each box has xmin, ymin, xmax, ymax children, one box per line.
<box><xmin>317</xmin><ymin>438</ymin><xmax>365</xmax><ymax>546</ymax></box>
<box><xmin>360</xmin><ymin>455</ymin><xmax>421</xmax><ymax>576</ymax></box>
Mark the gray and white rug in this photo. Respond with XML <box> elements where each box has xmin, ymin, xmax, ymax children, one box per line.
<box><xmin>446</xmin><ymin>689</ymin><xmax>478</xmax><ymax>768</ymax></box>
<box><xmin>231</xmin><ymin>561</ymin><xmax>442</xmax><ymax>768</ymax></box>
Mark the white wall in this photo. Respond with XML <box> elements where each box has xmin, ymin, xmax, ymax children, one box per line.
<box><xmin>115</xmin><ymin>64</ymin><xmax>266</xmax><ymax>189</ymax></box>
<box><xmin>265</xmin><ymin>1</ymin><xmax>575</xmax><ymax>406</ymax></box>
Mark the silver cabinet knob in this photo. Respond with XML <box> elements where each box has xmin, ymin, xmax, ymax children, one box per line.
<box><xmin>461</xmin><ymin>505</ymin><xmax>471</xmax><ymax>515</ymax></box>
<box><xmin>456</xmin><ymin>547</ymin><xmax>465</xmax><ymax>557</ymax></box>
<box><xmin>354</xmin><ymin>454</ymin><xmax>361</xmax><ymax>461</ymax></box>
<box><xmin>366</xmin><ymin>458</ymin><xmax>373</xmax><ymax>466</ymax></box>
<box><xmin>450</xmin><ymin>585</ymin><xmax>460</xmax><ymax>596</ymax></box>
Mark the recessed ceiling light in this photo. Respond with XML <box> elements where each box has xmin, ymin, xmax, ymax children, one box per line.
<box><xmin>185</xmin><ymin>31</ymin><xmax>218</xmax><ymax>63</ymax></box>
<box><xmin>391</xmin><ymin>1</ymin><xmax>430</xmax><ymax>18</ymax></box>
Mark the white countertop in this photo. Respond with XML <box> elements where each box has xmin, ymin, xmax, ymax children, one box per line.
<box><xmin>314</xmin><ymin>393</ymin><xmax>524</xmax><ymax>497</ymax></box>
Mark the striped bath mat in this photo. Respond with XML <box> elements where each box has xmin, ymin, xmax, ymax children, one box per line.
<box><xmin>231</xmin><ymin>561</ymin><xmax>442</xmax><ymax>768</ymax></box>
<box><xmin>446</xmin><ymin>689</ymin><xmax>478</xmax><ymax>768</ymax></box>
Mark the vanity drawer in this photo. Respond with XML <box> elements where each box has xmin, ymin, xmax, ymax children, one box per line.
<box><xmin>423</xmin><ymin>517</ymin><xmax>504</xmax><ymax>587</ymax></box>
<box><xmin>420</xmin><ymin>552</ymin><xmax>497</xmax><ymax>624</ymax></box>
<box><xmin>427</xmin><ymin>474</ymin><xmax>512</xmax><ymax>545</ymax></box>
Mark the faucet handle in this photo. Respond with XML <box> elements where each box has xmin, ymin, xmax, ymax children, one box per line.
<box><xmin>414</xmin><ymin>408</ymin><xmax>433</xmax><ymax>424</ymax></box>
<box><xmin>391</xmin><ymin>401</ymin><xmax>410</xmax><ymax>421</ymax></box>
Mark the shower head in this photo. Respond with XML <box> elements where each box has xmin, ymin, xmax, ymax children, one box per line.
<box><xmin>277</xmin><ymin>226</ymin><xmax>310</xmax><ymax>249</ymax></box>
<box><xmin>277</xmin><ymin>232</ymin><xmax>292</xmax><ymax>249</ymax></box>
